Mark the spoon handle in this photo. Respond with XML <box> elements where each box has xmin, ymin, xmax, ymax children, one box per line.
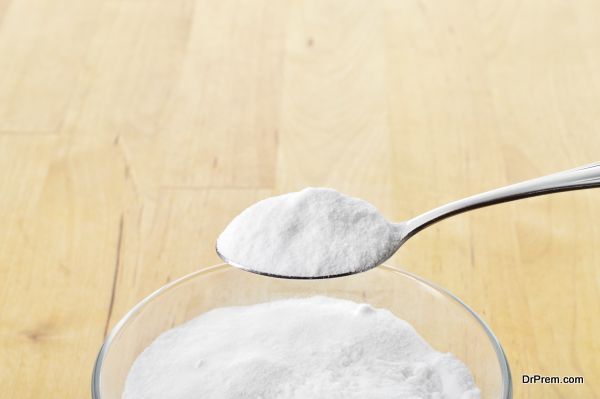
<box><xmin>403</xmin><ymin>162</ymin><xmax>600</xmax><ymax>241</ymax></box>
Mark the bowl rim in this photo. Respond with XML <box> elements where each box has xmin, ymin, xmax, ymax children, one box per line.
<box><xmin>92</xmin><ymin>264</ymin><xmax>512</xmax><ymax>399</ymax></box>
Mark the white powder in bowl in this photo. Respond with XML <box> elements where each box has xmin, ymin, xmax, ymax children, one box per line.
<box><xmin>123</xmin><ymin>296</ymin><xmax>480</xmax><ymax>399</ymax></box>
<box><xmin>217</xmin><ymin>188</ymin><xmax>401</xmax><ymax>278</ymax></box>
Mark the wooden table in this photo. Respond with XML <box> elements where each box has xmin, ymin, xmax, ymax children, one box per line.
<box><xmin>1</xmin><ymin>1</ymin><xmax>599</xmax><ymax>397</ymax></box>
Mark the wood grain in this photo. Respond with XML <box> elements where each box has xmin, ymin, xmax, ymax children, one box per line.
<box><xmin>0</xmin><ymin>0</ymin><xmax>599</xmax><ymax>397</ymax></box>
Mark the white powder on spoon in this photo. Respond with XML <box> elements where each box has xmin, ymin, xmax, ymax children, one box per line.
<box><xmin>217</xmin><ymin>188</ymin><xmax>401</xmax><ymax>278</ymax></box>
<box><xmin>123</xmin><ymin>296</ymin><xmax>480</xmax><ymax>399</ymax></box>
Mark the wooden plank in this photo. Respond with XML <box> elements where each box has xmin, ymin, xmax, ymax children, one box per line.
<box><xmin>276</xmin><ymin>1</ymin><xmax>395</xmax><ymax>212</ymax></box>
<box><xmin>0</xmin><ymin>135</ymin><xmax>129</xmax><ymax>398</ymax></box>
<box><xmin>0</xmin><ymin>0</ymin><xmax>103</xmax><ymax>132</ymax></box>
<box><xmin>118</xmin><ymin>0</ymin><xmax>289</xmax><ymax>192</ymax></box>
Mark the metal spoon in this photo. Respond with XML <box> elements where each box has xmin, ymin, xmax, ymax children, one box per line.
<box><xmin>217</xmin><ymin>162</ymin><xmax>600</xmax><ymax>279</ymax></box>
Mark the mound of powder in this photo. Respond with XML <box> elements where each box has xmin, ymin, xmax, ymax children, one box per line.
<box><xmin>217</xmin><ymin>188</ymin><xmax>401</xmax><ymax>277</ymax></box>
<box><xmin>123</xmin><ymin>296</ymin><xmax>480</xmax><ymax>399</ymax></box>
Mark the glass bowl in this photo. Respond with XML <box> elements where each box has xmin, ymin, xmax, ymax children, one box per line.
<box><xmin>92</xmin><ymin>264</ymin><xmax>512</xmax><ymax>398</ymax></box>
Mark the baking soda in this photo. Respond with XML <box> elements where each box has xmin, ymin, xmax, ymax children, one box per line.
<box><xmin>123</xmin><ymin>296</ymin><xmax>480</xmax><ymax>399</ymax></box>
<box><xmin>217</xmin><ymin>188</ymin><xmax>400</xmax><ymax>277</ymax></box>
